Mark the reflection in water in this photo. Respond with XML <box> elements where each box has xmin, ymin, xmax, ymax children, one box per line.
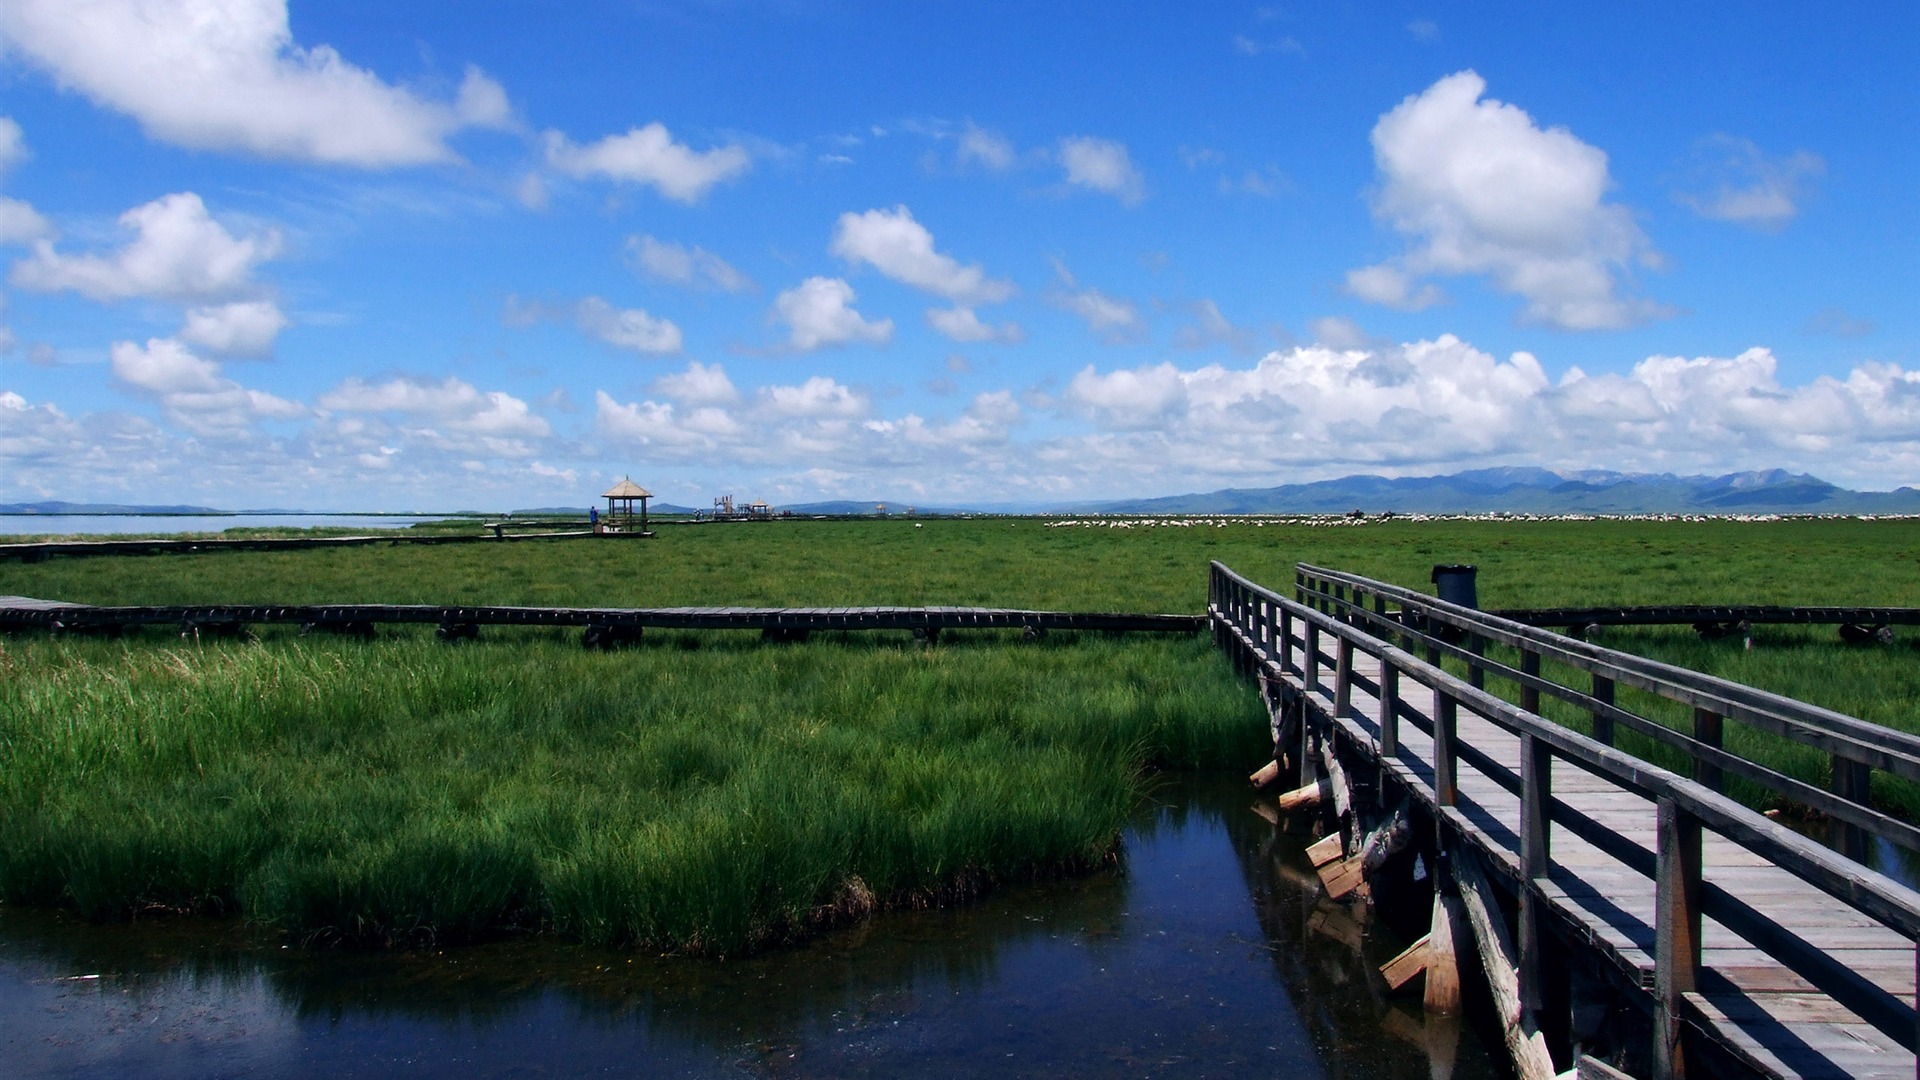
<box><xmin>1</xmin><ymin>777</ymin><xmax>1497</xmax><ymax>1079</ymax></box>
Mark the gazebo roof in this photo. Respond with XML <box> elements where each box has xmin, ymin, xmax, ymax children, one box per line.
<box><xmin>603</xmin><ymin>478</ymin><xmax>652</xmax><ymax>499</ymax></box>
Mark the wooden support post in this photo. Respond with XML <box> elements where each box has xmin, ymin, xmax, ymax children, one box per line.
<box><xmin>1305</xmin><ymin>624</ymin><xmax>1322</xmax><ymax>693</ymax></box>
<box><xmin>1381</xmin><ymin>933</ymin><xmax>1433</xmax><ymax>992</ymax></box>
<box><xmin>1435</xmin><ymin>690</ymin><xmax>1458</xmax><ymax>808</ymax></box>
<box><xmin>1467</xmin><ymin>634</ymin><xmax>1486</xmax><ymax>690</ymax></box>
<box><xmin>1654</xmin><ymin>797</ymin><xmax>1702</xmax><ymax>1080</ymax></box>
<box><xmin>1520</xmin><ymin>649</ymin><xmax>1541</xmax><ymax>715</ymax></box>
<box><xmin>1425</xmin><ymin>891</ymin><xmax>1465</xmax><ymax>1015</ymax></box>
<box><xmin>1691</xmin><ymin>708</ymin><xmax>1723</xmax><ymax>794</ymax></box>
<box><xmin>1379</xmin><ymin>664</ymin><xmax>1401</xmax><ymax>760</ymax></box>
<box><xmin>1454</xmin><ymin>848</ymin><xmax>1558</xmax><ymax>1080</ymax></box>
<box><xmin>1335</xmin><ymin>637</ymin><xmax>1353</xmax><ymax>717</ymax></box>
<box><xmin>1275</xmin><ymin>777</ymin><xmax>1331</xmax><ymax>812</ymax></box>
<box><xmin>1279</xmin><ymin>609</ymin><xmax>1294</xmax><ymax>673</ymax></box>
<box><xmin>1249</xmin><ymin>759</ymin><xmax>1283</xmax><ymax>791</ymax></box>
<box><xmin>1321</xmin><ymin>736</ymin><xmax>1354</xmax><ymax>834</ymax></box>
<box><xmin>1519</xmin><ymin>733</ymin><xmax>1552</xmax><ymax>1013</ymax></box>
<box><xmin>1829</xmin><ymin>755</ymin><xmax>1872</xmax><ymax>862</ymax></box>
<box><xmin>1590</xmin><ymin>674</ymin><xmax>1615</xmax><ymax>746</ymax></box>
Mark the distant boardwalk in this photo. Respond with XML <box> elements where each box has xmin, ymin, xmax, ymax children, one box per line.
<box><xmin>1214</xmin><ymin>562</ymin><xmax>1920</xmax><ymax>1080</ymax></box>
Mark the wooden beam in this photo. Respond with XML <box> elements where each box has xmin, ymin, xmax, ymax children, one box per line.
<box><xmin>1453</xmin><ymin>847</ymin><xmax>1558</xmax><ymax>1080</ymax></box>
<box><xmin>1380</xmin><ymin>933</ymin><xmax>1433</xmax><ymax>992</ymax></box>
<box><xmin>1275</xmin><ymin>778</ymin><xmax>1330</xmax><ymax>812</ymax></box>
<box><xmin>1425</xmin><ymin>891</ymin><xmax>1464</xmax><ymax>1016</ymax></box>
<box><xmin>1306</xmin><ymin>832</ymin><xmax>1345</xmax><ymax>868</ymax></box>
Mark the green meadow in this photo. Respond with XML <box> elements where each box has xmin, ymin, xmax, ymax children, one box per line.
<box><xmin>1</xmin><ymin>515</ymin><xmax>1917</xmax><ymax>948</ymax></box>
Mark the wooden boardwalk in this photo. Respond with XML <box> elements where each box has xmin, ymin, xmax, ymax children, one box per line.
<box><xmin>0</xmin><ymin>596</ymin><xmax>1203</xmax><ymax>640</ymax></box>
<box><xmin>1213</xmin><ymin>563</ymin><xmax>1920</xmax><ymax>1080</ymax></box>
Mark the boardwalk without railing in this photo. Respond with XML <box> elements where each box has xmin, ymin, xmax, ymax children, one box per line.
<box><xmin>0</xmin><ymin>596</ymin><xmax>1201</xmax><ymax>642</ymax></box>
<box><xmin>1212</xmin><ymin>561</ymin><xmax>1920</xmax><ymax>1080</ymax></box>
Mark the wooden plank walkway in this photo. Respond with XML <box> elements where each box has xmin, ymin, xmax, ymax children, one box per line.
<box><xmin>1214</xmin><ymin>563</ymin><xmax>1920</xmax><ymax>1079</ymax></box>
<box><xmin>0</xmin><ymin>597</ymin><xmax>1204</xmax><ymax>637</ymax></box>
<box><xmin>1314</xmin><ymin>650</ymin><xmax>1915</xmax><ymax>1078</ymax></box>
<box><xmin>0</xmin><ymin>529</ymin><xmax>602</xmax><ymax>562</ymax></box>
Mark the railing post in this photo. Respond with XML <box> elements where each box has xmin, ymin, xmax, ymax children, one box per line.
<box><xmin>1279</xmin><ymin>608</ymin><xmax>1293</xmax><ymax>673</ymax></box>
<box><xmin>1435</xmin><ymin>688</ymin><xmax>1457</xmax><ymax>807</ymax></box>
<box><xmin>1305</xmin><ymin>623</ymin><xmax>1321</xmax><ymax>694</ymax></box>
<box><xmin>1295</xmin><ymin>568</ymin><xmax>1306</xmax><ymax>606</ymax></box>
<box><xmin>1520</xmin><ymin>648</ymin><xmax>1541</xmax><ymax>714</ymax></box>
<box><xmin>1335</xmin><ymin>637</ymin><xmax>1353</xmax><ymax>717</ymax></box>
<box><xmin>1831</xmin><ymin>755</ymin><xmax>1872</xmax><ymax>862</ymax></box>
<box><xmin>1692</xmin><ymin>708</ymin><xmax>1722</xmax><ymax>794</ymax></box>
<box><xmin>1520</xmin><ymin>732</ymin><xmax>1552</xmax><ymax>1012</ymax></box>
<box><xmin>1591</xmin><ymin>674</ymin><xmax>1615</xmax><ymax>746</ymax></box>
<box><xmin>1379</xmin><ymin>664</ymin><xmax>1400</xmax><ymax>759</ymax></box>
<box><xmin>1655</xmin><ymin>796</ymin><xmax>1702</xmax><ymax>1080</ymax></box>
<box><xmin>1467</xmin><ymin>632</ymin><xmax>1486</xmax><ymax>690</ymax></box>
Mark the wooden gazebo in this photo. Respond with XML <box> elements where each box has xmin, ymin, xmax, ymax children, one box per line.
<box><xmin>600</xmin><ymin>477</ymin><xmax>653</xmax><ymax>535</ymax></box>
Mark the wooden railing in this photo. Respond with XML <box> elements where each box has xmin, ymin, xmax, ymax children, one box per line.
<box><xmin>1208</xmin><ymin>560</ymin><xmax>1920</xmax><ymax>1060</ymax></box>
<box><xmin>1293</xmin><ymin>562</ymin><xmax>1920</xmax><ymax>864</ymax></box>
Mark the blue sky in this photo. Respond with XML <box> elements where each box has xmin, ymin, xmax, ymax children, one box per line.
<box><xmin>0</xmin><ymin>1</ymin><xmax>1914</xmax><ymax>510</ymax></box>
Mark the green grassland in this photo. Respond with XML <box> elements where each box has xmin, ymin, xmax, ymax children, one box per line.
<box><xmin>2</xmin><ymin>515</ymin><xmax>1917</xmax><ymax>947</ymax></box>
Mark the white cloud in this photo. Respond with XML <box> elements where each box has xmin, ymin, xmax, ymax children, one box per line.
<box><xmin>1357</xmin><ymin>70</ymin><xmax>1663</xmax><ymax>330</ymax></box>
<box><xmin>0</xmin><ymin>0</ymin><xmax>510</xmax><ymax>166</ymax></box>
<box><xmin>11</xmin><ymin>192</ymin><xmax>279</xmax><ymax>302</ymax></box>
<box><xmin>543</xmin><ymin>123</ymin><xmax>750</xmax><ymax>203</ymax></box>
<box><xmin>1173</xmin><ymin>300</ymin><xmax>1257</xmax><ymax>352</ymax></box>
<box><xmin>574</xmin><ymin>296</ymin><xmax>683</xmax><ymax>355</ymax></box>
<box><xmin>653</xmin><ymin>360</ymin><xmax>739</xmax><ymax>406</ymax></box>
<box><xmin>0</xmin><ymin>197</ymin><xmax>54</xmax><ymax>245</ymax></box>
<box><xmin>1233</xmin><ymin>35</ymin><xmax>1305</xmax><ymax>57</ymax></box>
<box><xmin>1675</xmin><ymin>135</ymin><xmax>1824</xmax><ymax>231</ymax></box>
<box><xmin>319</xmin><ymin>375</ymin><xmax>549</xmax><ymax>439</ymax></box>
<box><xmin>111</xmin><ymin>336</ymin><xmax>303</xmax><ymax>433</ymax></box>
<box><xmin>760</xmin><ymin>376</ymin><xmax>868</xmax><ymax>419</ymax></box>
<box><xmin>830</xmin><ymin>206</ymin><xmax>1015</xmax><ymax>305</ymax></box>
<box><xmin>772</xmin><ymin>276</ymin><xmax>893</xmax><ymax>351</ymax></box>
<box><xmin>927</xmin><ymin>305</ymin><xmax>1021</xmax><ymax>343</ymax></box>
<box><xmin>1049</xmin><ymin>264</ymin><xmax>1144</xmax><ymax>343</ymax></box>
<box><xmin>1406</xmin><ymin>19</ymin><xmax>1440</xmax><ymax>43</ymax></box>
<box><xmin>957</xmin><ymin>122</ymin><xmax>1015</xmax><ymax>171</ymax></box>
<box><xmin>453</xmin><ymin>66</ymin><xmax>513</xmax><ymax>129</ymax></box>
<box><xmin>0</xmin><ymin>389</ymin><xmax>86</xmax><ymax>465</ymax></box>
<box><xmin>1057</xmin><ymin>136</ymin><xmax>1146</xmax><ymax>205</ymax></box>
<box><xmin>1344</xmin><ymin>263</ymin><xmax>1444</xmax><ymax>311</ymax></box>
<box><xmin>179</xmin><ymin>299</ymin><xmax>288</xmax><ymax>356</ymax></box>
<box><xmin>1309</xmin><ymin>316</ymin><xmax>1368</xmax><ymax>349</ymax></box>
<box><xmin>627</xmin><ymin>235</ymin><xmax>752</xmax><ymax>293</ymax></box>
<box><xmin>0</xmin><ymin>117</ymin><xmax>27</xmax><ymax>172</ymax></box>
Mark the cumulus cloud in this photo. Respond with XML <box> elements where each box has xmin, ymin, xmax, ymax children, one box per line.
<box><xmin>0</xmin><ymin>117</ymin><xmax>26</xmax><ymax>173</ymax></box>
<box><xmin>772</xmin><ymin>276</ymin><xmax>893</xmax><ymax>351</ymax></box>
<box><xmin>1674</xmin><ymin>135</ymin><xmax>1824</xmax><ymax>231</ymax></box>
<box><xmin>956</xmin><ymin>122</ymin><xmax>1015</xmax><ymax>171</ymax></box>
<box><xmin>652</xmin><ymin>360</ymin><xmax>739</xmax><ymax>406</ymax></box>
<box><xmin>319</xmin><ymin>374</ymin><xmax>550</xmax><ymax>450</ymax></box>
<box><xmin>0</xmin><ymin>389</ymin><xmax>86</xmax><ymax>465</ymax></box>
<box><xmin>543</xmin><ymin>123</ymin><xmax>750</xmax><ymax>203</ymax></box>
<box><xmin>111</xmin><ymin>336</ymin><xmax>302</xmax><ymax>433</ymax></box>
<box><xmin>628</xmin><ymin>235</ymin><xmax>752</xmax><ymax>293</ymax></box>
<box><xmin>1057</xmin><ymin>136</ymin><xmax>1145</xmax><ymax>205</ymax></box>
<box><xmin>0</xmin><ymin>0</ymin><xmax>511</xmax><ymax>166</ymax></box>
<box><xmin>11</xmin><ymin>192</ymin><xmax>278</xmax><ymax>302</ymax></box>
<box><xmin>0</xmin><ymin>197</ymin><xmax>54</xmax><ymax>245</ymax></box>
<box><xmin>1344</xmin><ymin>263</ymin><xmax>1443</xmax><ymax>311</ymax></box>
<box><xmin>573</xmin><ymin>296</ymin><xmax>683</xmax><ymax>355</ymax></box>
<box><xmin>927</xmin><ymin>305</ymin><xmax>1021</xmax><ymax>343</ymax></box>
<box><xmin>179</xmin><ymin>299</ymin><xmax>288</xmax><ymax>356</ymax></box>
<box><xmin>830</xmin><ymin>206</ymin><xmax>1015</xmax><ymax>305</ymax></box>
<box><xmin>1355</xmin><ymin>70</ymin><xmax>1663</xmax><ymax>330</ymax></box>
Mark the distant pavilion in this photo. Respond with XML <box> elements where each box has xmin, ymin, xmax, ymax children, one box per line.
<box><xmin>600</xmin><ymin>478</ymin><xmax>653</xmax><ymax>535</ymax></box>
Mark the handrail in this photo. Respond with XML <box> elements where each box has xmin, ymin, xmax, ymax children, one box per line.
<box><xmin>1209</xmin><ymin>560</ymin><xmax>1920</xmax><ymax>1052</ymax></box>
<box><xmin>1293</xmin><ymin>562</ymin><xmax>1920</xmax><ymax>860</ymax></box>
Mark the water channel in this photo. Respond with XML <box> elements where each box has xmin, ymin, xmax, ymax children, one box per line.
<box><xmin>0</xmin><ymin>514</ymin><xmax>448</xmax><ymax>537</ymax></box>
<box><xmin>1</xmin><ymin>776</ymin><xmax>1497</xmax><ymax>1079</ymax></box>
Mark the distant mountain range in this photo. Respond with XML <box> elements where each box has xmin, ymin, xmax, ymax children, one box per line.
<box><xmin>9</xmin><ymin>469</ymin><xmax>1919</xmax><ymax>519</ymax></box>
<box><xmin>1076</xmin><ymin>468</ymin><xmax>1920</xmax><ymax>516</ymax></box>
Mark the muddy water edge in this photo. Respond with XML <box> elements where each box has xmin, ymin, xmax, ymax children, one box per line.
<box><xmin>1</xmin><ymin>775</ymin><xmax>1501</xmax><ymax>1079</ymax></box>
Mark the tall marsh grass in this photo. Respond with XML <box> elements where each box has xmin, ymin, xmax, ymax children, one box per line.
<box><xmin>0</xmin><ymin>631</ymin><xmax>1264</xmax><ymax>952</ymax></box>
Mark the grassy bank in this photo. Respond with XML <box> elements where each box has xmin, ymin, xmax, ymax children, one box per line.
<box><xmin>4</xmin><ymin>514</ymin><xmax>1918</xmax><ymax>946</ymax></box>
<box><xmin>0</xmin><ymin>629</ymin><xmax>1264</xmax><ymax>952</ymax></box>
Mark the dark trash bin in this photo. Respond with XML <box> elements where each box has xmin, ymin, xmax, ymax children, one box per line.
<box><xmin>1431</xmin><ymin>564</ymin><xmax>1478</xmax><ymax>610</ymax></box>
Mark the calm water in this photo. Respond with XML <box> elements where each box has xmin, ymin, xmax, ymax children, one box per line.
<box><xmin>0</xmin><ymin>777</ymin><xmax>1494</xmax><ymax>1079</ymax></box>
<box><xmin>0</xmin><ymin>515</ymin><xmax>447</xmax><ymax>537</ymax></box>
